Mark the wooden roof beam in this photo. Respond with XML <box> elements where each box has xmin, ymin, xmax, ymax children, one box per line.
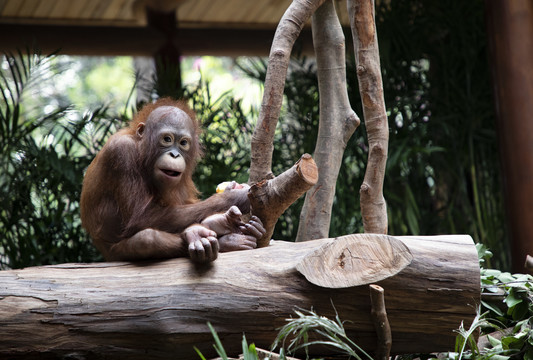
<box><xmin>0</xmin><ymin>24</ymin><xmax>314</xmax><ymax>57</ymax></box>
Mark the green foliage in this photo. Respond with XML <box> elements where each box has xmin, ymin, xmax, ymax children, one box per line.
<box><xmin>185</xmin><ymin>78</ymin><xmax>255</xmax><ymax>196</ymax></box>
<box><xmin>241</xmin><ymin>335</ymin><xmax>260</xmax><ymax>360</ymax></box>
<box><xmin>195</xmin><ymin>322</ymin><xmax>264</xmax><ymax>360</ymax></box>
<box><xmin>69</xmin><ymin>57</ymin><xmax>135</xmax><ymax>110</ymax></box>
<box><xmin>153</xmin><ymin>58</ymin><xmax>183</xmax><ymax>100</ymax></box>
<box><xmin>197</xmin><ymin>309</ymin><xmax>372</xmax><ymax>360</ymax></box>
<box><xmin>272</xmin><ymin>308</ymin><xmax>372</xmax><ymax>360</ymax></box>
<box><xmin>0</xmin><ymin>50</ymin><xmax>255</xmax><ymax>269</ymax></box>
<box><xmin>473</xmin><ymin>245</ymin><xmax>533</xmax><ymax>359</ymax></box>
<box><xmin>208</xmin><ymin>322</ymin><xmax>229</xmax><ymax>359</ymax></box>
<box><xmin>453</xmin><ymin>311</ymin><xmax>494</xmax><ymax>360</ymax></box>
<box><xmin>479</xmin><ymin>244</ymin><xmax>533</xmax><ymax>327</ymax></box>
<box><xmin>237</xmin><ymin>56</ymin><xmax>320</xmax><ymax>239</ymax></box>
<box><xmin>0</xmin><ymin>50</ymin><xmax>122</xmax><ymax>268</ymax></box>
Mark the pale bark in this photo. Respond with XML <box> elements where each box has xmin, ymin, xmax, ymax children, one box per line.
<box><xmin>370</xmin><ymin>284</ymin><xmax>392</xmax><ymax>360</ymax></box>
<box><xmin>347</xmin><ymin>0</ymin><xmax>389</xmax><ymax>234</ymax></box>
<box><xmin>250</xmin><ymin>154</ymin><xmax>318</xmax><ymax>247</ymax></box>
<box><xmin>296</xmin><ymin>0</ymin><xmax>360</xmax><ymax>242</ymax></box>
<box><xmin>0</xmin><ymin>235</ymin><xmax>480</xmax><ymax>359</ymax></box>
<box><xmin>525</xmin><ymin>254</ymin><xmax>533</xmax><ymax>270</ymax></box>
<box><xmin>249</xmin><ymin>0</ymin><xmax>327</xmax><ymax>184</ymax></box>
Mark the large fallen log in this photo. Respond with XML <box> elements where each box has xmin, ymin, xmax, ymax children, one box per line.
<box><xmin>0</xmin><ymin>234</ymin><xmax>480</xmax><ymax>359</ymax></box>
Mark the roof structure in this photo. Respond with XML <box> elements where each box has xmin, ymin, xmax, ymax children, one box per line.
<box><xmin>0</xmin><ymin>0</ymin><xmax>350</xmax><ymax>56</ymax></box>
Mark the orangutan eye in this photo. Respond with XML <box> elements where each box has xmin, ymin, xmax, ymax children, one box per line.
<box><xmin>179</xmin><ymin>138</ymin><xmax>190</xmax><ymax>151</ymax></box>
<box><xmin>160</xmin><ymin>134</ymin><xmax>174</xmax><ymax>146</ymax></box>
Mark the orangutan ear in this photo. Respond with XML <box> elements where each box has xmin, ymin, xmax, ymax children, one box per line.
<box><xmin>136</xmin><ymin>122</ymin><xmax>145</xmax><ymax>138</ymax></box>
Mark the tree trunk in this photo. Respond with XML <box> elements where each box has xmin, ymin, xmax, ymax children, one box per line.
<box><xmin>347</xmin><ymin>0</ymin><xmax>389</xmax><ymax>234</ymax></box>
<box><xmin>0</xmin><ymin>234</ymin><xmax>480</xmax><ymax>359</ymax></box>
<box><xmin>296</xmin><ymin>0</ymin><xmax>360</xmax><ymax>242</ymax></box>
<box><xmin>249</xmin><ymin>0</ymin><xmax>326</xmax><ymax>184</ymax></box>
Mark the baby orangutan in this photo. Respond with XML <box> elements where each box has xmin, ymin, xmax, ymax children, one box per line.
<box><xmin>80</xmin><ymin>98</ymin><xmax>265</xmax><ymax>263</ymax></box>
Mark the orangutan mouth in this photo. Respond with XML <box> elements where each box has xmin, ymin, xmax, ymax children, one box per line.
<box><xmin>161</xmin><ymin>169</ymin><xmax>181</xmax><ymax>177</ymax></box>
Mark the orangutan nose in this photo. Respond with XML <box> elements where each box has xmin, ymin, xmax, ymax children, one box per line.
<box><xmin>169</xmin><ymin>150</ymin><xmax>180</xmax><ymax>158</ymax></box>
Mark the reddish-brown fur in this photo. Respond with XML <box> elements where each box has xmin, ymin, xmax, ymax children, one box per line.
<box><xmin>80</xmin><ymin>98</ymin><xmax>255</xmax><ymax>262</ymax></box>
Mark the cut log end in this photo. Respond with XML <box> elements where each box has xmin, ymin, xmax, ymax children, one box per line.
<box><xmin>296</xmin><ymin>153</ymin><xmax>319</xmax><ymax>185</ymax></box>
<box><xmin>296</xmin><ymin>234</ymin><xmax>413</xmax><ymax>288</ymax></box>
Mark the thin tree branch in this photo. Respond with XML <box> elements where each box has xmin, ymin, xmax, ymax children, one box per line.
<box><xmin>347</xmin><ymin>0</ymin><xmax>389</xmax><ymax>234</ymax></box>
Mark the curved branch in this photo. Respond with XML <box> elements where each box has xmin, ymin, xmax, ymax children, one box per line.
<box><xmin>249</xmin><ymin>0</ymin><xmax>327</xmax><ymax>184</ymax></box>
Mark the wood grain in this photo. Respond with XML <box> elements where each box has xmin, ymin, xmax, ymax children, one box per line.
<box><xmin>297</xmin><ymin>234</ymin><xmax>412</xmax><ymax>288</ymax></box>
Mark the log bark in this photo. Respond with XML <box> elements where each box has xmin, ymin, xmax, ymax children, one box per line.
<box><xmin>0</xmin><ymin>235</ymin><xmax>479</xmax><ymax>359</ymax></box>
<box><xmin>249</xmin><ymin>0</ymin><xmax>326</xmax><ymax>184</ymax></box>
<box><xmin>296</xmin><ymin>0</ymin><xmax>360</xmax><ymax>242</ymax></box>
<box><xmin>347</xmin><ymin>0</ymin><xmax>389</xmax><ymax>234</ymax></box>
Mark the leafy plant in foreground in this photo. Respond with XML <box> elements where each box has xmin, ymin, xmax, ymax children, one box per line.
<box><xmin>0</xmin><ymin>50</ymin><xmax>119</xmax><ymax>268</ymax></box>
<box><xmin>272</xmin><ymin>308</ymin><xmax>372</xmax><ymax>360</ymax></box>
<box><xmin>195</xmin><ymin>322</ymin><xmax>265</xmax><ymax>360</ymax></box>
